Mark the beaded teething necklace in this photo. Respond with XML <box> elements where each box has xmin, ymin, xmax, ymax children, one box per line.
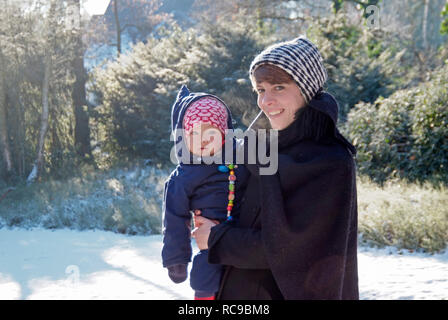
<box><xmin>217</xmin><ymin>164</ymin><xmax>237</xmax><ymax>222</ymax></box>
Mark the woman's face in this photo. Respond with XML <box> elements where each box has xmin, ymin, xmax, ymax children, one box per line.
<box><xmin>255</xmin><ymin>81</ymin><xmax>306</xmax><ymax>130</ymax></box>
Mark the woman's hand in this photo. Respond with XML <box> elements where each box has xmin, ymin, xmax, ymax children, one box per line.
<box><xmin>192</xmin><ymin>215</ymin><xmax>218</xmax><ymax>250</ymax></box>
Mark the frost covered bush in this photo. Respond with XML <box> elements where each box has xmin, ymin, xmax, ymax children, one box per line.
<box><xmin>0</xmin><ymin>164</ymin><xmax>169</xmax><ymax>235</ymax></box>
<box><xmin>91</xmin><ymin>21</ymin><xmax>265</xmax><ymax>166</ymax></box>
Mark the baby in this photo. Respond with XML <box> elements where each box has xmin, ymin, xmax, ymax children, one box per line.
<box><xmin>161</xmin><ymin>85</ymin><xmax>249</xmax><ymax>300</ymax></box>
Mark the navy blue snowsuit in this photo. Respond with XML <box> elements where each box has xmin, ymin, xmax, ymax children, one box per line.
<box><xmin>161</xmin><ymin>85</ymin><xmax>249</xmax><ymax>296</ymax></box>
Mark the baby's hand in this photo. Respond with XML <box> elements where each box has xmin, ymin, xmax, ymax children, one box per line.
<box><xmin>167</xmin><ymin>264</ymin><xmax>188</xmax><ymax>284</ymax></box>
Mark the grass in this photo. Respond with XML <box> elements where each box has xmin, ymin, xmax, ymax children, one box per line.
<box><xmin>0</xmin><ymin>163</ymin><xmax>169</xmax><ymax>235</ymax></box>
<box><xmin>1</xmin><ymin>167</ymin><xmax>447</xmax><ymax>253</ymax></box>
<box><xmin>357</xmin><ymin>175</ymin><xmax>448</xmax><ymax>253</ymax></box>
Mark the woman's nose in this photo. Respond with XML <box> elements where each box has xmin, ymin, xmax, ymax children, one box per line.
<box><xmin>261</xmin><ymin>92</ymin><xmax>275</xmax><ymax>107</ymax></box>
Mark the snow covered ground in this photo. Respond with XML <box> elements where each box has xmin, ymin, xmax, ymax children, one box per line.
<box><xmin>0</xmin><ymin>228</ymin><xmax>446</xmax><ymax>300</ymax></box>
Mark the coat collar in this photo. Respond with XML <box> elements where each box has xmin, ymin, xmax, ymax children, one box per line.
<box><xmin>277</xmin><ymin>91</ymin><xmax>356</xmax><ymax>155</ymax></box>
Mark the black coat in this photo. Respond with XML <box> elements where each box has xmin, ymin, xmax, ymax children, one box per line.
<box><xmin>208</xmin><ymin>92</ymin><xmax>359</xmax><ymax>300</ymax></box>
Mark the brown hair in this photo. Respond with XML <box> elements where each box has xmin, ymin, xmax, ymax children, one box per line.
<box><xmin>252</xmin><ymin>63</ymin><xmax>295</xmax><ymax>86</ymax></box>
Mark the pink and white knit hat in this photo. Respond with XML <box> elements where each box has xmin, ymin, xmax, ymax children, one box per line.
<box><xmin>183</xmin><ymin>97</ymin><xmax>228</xmax><ymax>136</ymax></box>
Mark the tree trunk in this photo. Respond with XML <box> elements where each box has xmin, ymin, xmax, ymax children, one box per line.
<box><xmin>72</xmin><ymin>52</ymin><xmax>92</xmax><ymax>159</ymax></box>
<box><xmin>114</xmin><ymin>0</ymin><xmax>122</xmax><ymax>57</ymax></box>
<box><xmin>0</xmin><ymin>49</ymin><xmax>13</xmax><ymax>175</ymax></box>
<box><xmin>27</xmin><ymin>48</ymin><xmax>51</xmax><ymax>184</ymax></box>
<box><xmin>422</xmin><ymin>0</ymin><xmax>430</xmax><ymax>49</ymax></box>
<box><xmin>71</xmin><ymin>0</ymin><xmax>92</xmax><ymax>160</ymax></box>
<box><xmin>18</xmin><ymin>98</ymin><xmax>25</xmax><ymax>177</ymax></box>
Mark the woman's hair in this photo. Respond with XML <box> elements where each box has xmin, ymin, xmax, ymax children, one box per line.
<box><xmin>252</xmin><ymin>63</ymin><xmax>294</xmax><ymax>85</ymax></box>
<box><xmin>253</xmin><ymin>63</ymin><xmax>334</xmax><ymax>142</ymax></box>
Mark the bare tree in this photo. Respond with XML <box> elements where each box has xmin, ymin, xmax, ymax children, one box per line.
<box><xmin>27</xmin><ymin>48</ymin><xmax>51</xmax><ymax>184</ymax></box>
<box><xmin>192</xmin><ymin>0</ymin><xmax>332</xmax><ymax>37</ymax></box>
<box><xmin>107</xmin><ymin>0</ymin><xmax>169</xmax><ymax>57</ymax></box>
<box><xmin>27</xmin><ymin>0</ymin><xmax>56</xmax><ymax>184</ymax></box>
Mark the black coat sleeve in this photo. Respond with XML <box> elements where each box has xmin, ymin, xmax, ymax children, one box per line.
<box><xmin>207</xmin><ymin>223</ymin><xmax>270</xmax><ymax>269</ymax></box>
<box><xmin>260</xmin><ymin>149</ymin><xmax>359</xmax><ymax>299</ymax></box>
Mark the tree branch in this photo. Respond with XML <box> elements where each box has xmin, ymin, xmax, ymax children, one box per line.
<box><xmin>0</xmin><ymin>187</ymin><xmax>15</xmax><ymax>204</ymax></box>
<box><xmin>257</xmin><ymin>14</ymin><xmax>306</xmax><ymax>21</ymax></box>
<box><xmin>120</xmin><ymin>23</ymin><xmax>143</xmax><ymax>33</ymax></box>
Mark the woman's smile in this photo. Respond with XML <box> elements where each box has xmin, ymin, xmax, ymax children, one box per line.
<box><xmin>267</xmin><ymin>109</ymin><xmax>284</xmax><ymax>116</ymax></box>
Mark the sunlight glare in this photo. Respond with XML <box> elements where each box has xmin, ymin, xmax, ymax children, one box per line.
<box><xmin>82</xmin><ymin>0</ymin><xmax>111</xmax><ymax>16</ymax></box>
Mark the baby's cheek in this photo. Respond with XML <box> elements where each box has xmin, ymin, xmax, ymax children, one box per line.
<box><xmin>212</xmin><ymin>138</ymin><xmax>224</xmax><ymax>151</ymax></box>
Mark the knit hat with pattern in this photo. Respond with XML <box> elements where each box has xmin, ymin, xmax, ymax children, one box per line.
<box><xmin>249</xmin><ymin>36</ymin><xmax>328</xmax><ymax>103</ymax></box>
<box><xmin>183</xmin><ymin>96</ymin><xmax>228</xmax><ymax>136</ymax></box>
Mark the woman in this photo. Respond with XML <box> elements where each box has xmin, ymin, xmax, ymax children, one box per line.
<box><xmin>192</xmin><ymin>36</ymin><xmax>359</xmax><ymax>300</ymax></box>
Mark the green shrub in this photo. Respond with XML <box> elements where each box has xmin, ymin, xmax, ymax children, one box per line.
<box><xmin>409</xmin><ymin>71</ymin><xmax>448</xmax><ymax>183</ymax></box>
<box><xmin>344</xmin><ymin>64</ymin><xmax>448</xmax><ymax>185</ymax></box>
<box><xmin>308</xmin><ymin>13</ymin><xmax>403</xmax><ymax>120</ymax></box>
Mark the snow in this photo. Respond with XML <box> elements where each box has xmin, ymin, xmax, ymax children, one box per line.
<box><xmin>0</xmin><ymin>228</ymin><xmax>446</xmax><ymax>300</ymax></box>
<box><xmin>358</xmin><ymin>246</ymin><xmax>448</xmax><ymax>300</ymax></box>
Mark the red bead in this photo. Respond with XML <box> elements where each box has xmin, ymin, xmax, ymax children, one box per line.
<box><xmin>228</xmin><ymin>175</ymin><xmax>236</xmax><ymax>181</ymax></box>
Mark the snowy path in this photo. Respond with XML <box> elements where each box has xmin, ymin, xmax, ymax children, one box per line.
<box><xmin>0</xmin><ymin>229</ymin><xmax>446</xmax><ymax>300</ymax></box>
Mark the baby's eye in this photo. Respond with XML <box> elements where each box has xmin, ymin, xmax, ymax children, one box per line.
<box><xmin>204</xmin><ymin>129</ymin><xmax>219</xmax><ymax>137</ymax></box>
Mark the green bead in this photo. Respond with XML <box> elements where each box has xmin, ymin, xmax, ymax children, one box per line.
<box><xmin>229</xmin><ymin>184</ymin><xmax>235</xmax><ymax>191</ymax></box>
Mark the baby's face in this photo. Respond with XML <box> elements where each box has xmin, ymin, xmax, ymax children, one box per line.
<box><xmin>185</xmin><ymin>123</ymin><xmax>224</xmax><ymax>157</ymax></box>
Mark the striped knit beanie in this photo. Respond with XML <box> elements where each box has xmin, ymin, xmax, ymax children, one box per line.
<box><xmin>183</xmin><ymin>97</ymin><xmax>228</xmax><ymax>137</ymax></box>
<box><xmin>249</xmin><ymin>36</ymin><xmax>328</xmax><ymax>103</ymax></box>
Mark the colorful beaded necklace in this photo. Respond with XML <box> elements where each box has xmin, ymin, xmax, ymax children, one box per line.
<box><xmin>217</xmin><ymin>164</ymin><xmax>237</xmax><ymax>222</ymax></box>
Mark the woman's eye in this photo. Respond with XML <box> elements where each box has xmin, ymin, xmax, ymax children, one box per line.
<box><xmin>274</xmin><ymin>85</ymin><xmax>285</xmax><ymax>91</ymax></box>
<box><xmin>257</xmin><ymin>88</ymin><xmax>265</xmax><ymax>94</ymax></box>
